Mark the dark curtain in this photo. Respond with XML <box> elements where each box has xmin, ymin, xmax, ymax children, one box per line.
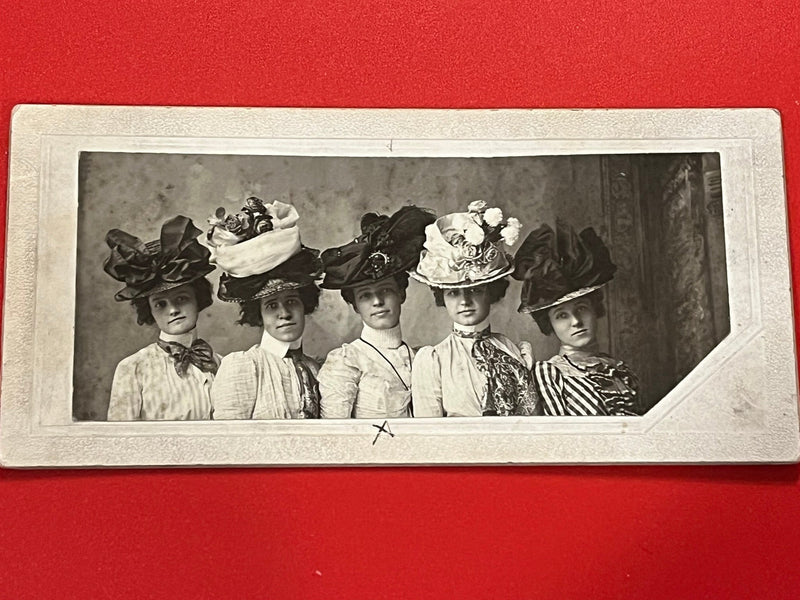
<box><xmin>601</xmin><ymin>153</ymin><xmax>729</xmax><ymax>411</ymax></box>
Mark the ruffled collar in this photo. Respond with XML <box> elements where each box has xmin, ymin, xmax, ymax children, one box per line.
<box><xmin>260</xmin><ymin>329</ymin><xmax>303</xmax><ymax>358</ymax></box>
<box><xmin>361</xmin><ymin>323</ymin><xmax>403</xmax><ymax>349</ymax></box>
<box><xmin>159</xmin><ymin>329</ymin><xmax>198</xmax><ymax>347</ymax></box>
<box><xmin>453</xmin><ymin>317</ymin><xmax>491</xmax><ymax>335</ymax></box>
<box><xmin>559</xmin><ymin>345</ymin><xmax>602</xmax><ymax>362</ymax></box>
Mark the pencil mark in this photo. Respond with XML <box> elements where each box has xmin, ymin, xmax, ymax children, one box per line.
<box><xmin>372</xmin><ymin>420</ymin><xmax>394</xmax><ymax>445</ymax></box>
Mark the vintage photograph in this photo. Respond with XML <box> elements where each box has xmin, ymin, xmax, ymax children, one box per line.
<box><xmin>74</xmin><ymin>151</ymin><xmax>728</xmax><ymax>423</ymax></box>
<box><xmin>1</xmin><ymin>106</ymin><xmax>795</xmax><ymax>466</ymax></box>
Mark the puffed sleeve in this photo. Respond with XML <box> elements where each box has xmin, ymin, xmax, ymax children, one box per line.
<box><xmin>318</xmin><ymin>346</ymin><xmax>361</xmax><ymax>419</ymax></box>
<box><xmin>518</xmin><ymin>340</ymin><xmax>535</xmax><ymax>370</ymax></box>
<box><xmin>533</xmin><ymin>361</ymin><xmax>567</xmax><ymax>416</ymax></box>
<box><xmin>107</xmin><ymin>355</ymin><xmax>144</xmax><ymax>421</ymax></box>
<box><xmin>211</xmin><ymin>352</ymin><xmax>258</xmax><ymax>419</ymax></box>
<box><xmin>411</xmin><ymin>346</ymin><xmax>444</xmax><ymax>417</ymax></box>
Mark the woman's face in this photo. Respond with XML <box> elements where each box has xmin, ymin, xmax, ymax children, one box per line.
<box><xmin>148</xmin><ymin>283</ymin><xmax>200</xmax><ymax>336</ymax></box>
<box><xmin>260</xmin><ymin>290</ymin><xmax>306</xmax><ymax>342</ymax></box>
<box><xmin>352</xmin><ymin>277</ymin><xmax>404</xmax><ymax>330</ymax></box>
<box><xmin>443</xmin><ymin>285</ymin><xmax>491</xmax><ymax>326</ymax></box>
<box><xmin>547</xmin><ymin>297</ymin><xmax>598</xmax><ymax>351</ymax></box>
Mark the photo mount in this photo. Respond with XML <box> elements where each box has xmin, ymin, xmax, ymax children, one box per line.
<box><xmin>1</xmin><ymin>105</ymin><xmax>797</xmax><ymax>467</ymax></box>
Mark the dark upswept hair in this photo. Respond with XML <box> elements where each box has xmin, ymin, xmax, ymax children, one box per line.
<box><xmin>532</xmin><ymin>289</ymin><xmax>606</xmax><ymax>335</ymax></box>
<box><xmin>339</xmin><ymin>272</ymin><xmax>410</xmax><ymax>308</ymax></box>
<box><xmin>237</xmin><ymin>284</ymin><xmax>322</xmax><ymax>327</ymax></box>
<box><xmin>430</xmin><ymin>277</ymin><xmax>510</xmax><ymax>308</ymax></box>
<box><xmin>131</xmin><ymin>276</ymin><xmax>214</xmax><ymax>326</ymax></box>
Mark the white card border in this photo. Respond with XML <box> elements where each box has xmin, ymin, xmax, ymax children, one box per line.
<box><xmin>2</xmin><ymin>105</ymin><xmax>797</xmax><ymax>467</ymax></box>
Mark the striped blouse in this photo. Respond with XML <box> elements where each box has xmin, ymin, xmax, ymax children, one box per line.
<box><xmin>533</xmin><ymin>352</ymin><xmax>641</xmax><ymax>416</ymax></box>
<box><xmin>107</xmin><ymin>333</ymin><xmax>219</xmax><ymax>421</ymax></box>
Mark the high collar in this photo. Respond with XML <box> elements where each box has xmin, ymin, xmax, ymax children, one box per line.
<box><xmin>159</xmin><ymin>328</ymin><xmax>198</xmax><ymax>347</ymax></box>
<box><xmin>361</xmin><ymin>323</ymin><xmax>403</xmax><ymax>349</ymax></box>
<box><xmin>559</xmin><ymin>344</ymin><xmax>601</xmax><ymax>359</ymax></box>
<box><xmin>453</xmin><ymin>317</ymin><xmax>491</xmax><ymax>335</ymax></box>
<box><xmin>261</xmin><ymin>329</ymin><xmax>303</xmax><ymax>358</ymax></box>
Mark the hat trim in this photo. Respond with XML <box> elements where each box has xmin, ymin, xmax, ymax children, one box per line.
<box><xmin>210</xmin><ymin>226</ymin><xmax>301</xmax><ymax>278</ymax></box>
<box><xmin>321</xmin><ymin>264</ymin><xmax>411</xmax><ymax>290</ymax></box>
<box><xmin>218</xmin><ymin>279</ymin><xmax>309</xmax><ymax>303</ymax></box>
<box><xmin>114</xmin><ymin>270</ymin><xmax>212</xmax><ymax>301</ymax></box>
<box><xmin>409</xmin><ymin>262</ymin><xmax>514</xmax><ymax>289</ymax></box>
<box><xmin>518</xmin><ymin>283</ymin><xmax>608</xmax><ymax>314</ymax></box>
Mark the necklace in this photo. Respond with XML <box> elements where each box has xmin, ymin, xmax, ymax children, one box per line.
<box><xmin>358</xmin><ymin>338</ymin><xmax>412</xmax><ymax>391</ymax></box>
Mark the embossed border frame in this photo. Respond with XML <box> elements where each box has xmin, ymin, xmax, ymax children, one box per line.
<box><xmin>1</xmin><ymin>105</ymin><xmax>797</xmax><ymax>467</ymax></box>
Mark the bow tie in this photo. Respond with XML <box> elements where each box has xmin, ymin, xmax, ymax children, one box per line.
<box><xmin>157</xmin><ymin>338</ymin><xmax>218</xmax><ymax>377</ymax></box>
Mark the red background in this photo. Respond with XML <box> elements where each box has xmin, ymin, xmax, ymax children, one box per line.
<box><xmin>2</xmin><ymin>1</ymin><xmax>799</xmax><ymax>598</ymax></box>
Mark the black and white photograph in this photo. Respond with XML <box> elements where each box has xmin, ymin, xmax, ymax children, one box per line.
<box><xmin>75</xmin><ymin>151</ymin><xmax>729</xmax><ymax>423</ymax></box>
<box><xmin>1</xmin><ymin>106</ymin><xmax>796</xmax><ymax>466</ymax></box>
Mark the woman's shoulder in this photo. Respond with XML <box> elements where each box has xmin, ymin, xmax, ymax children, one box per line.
<box><xmin>320</xmin><ymin>343</ymin><xmax>360</xmax><ymax>369</ymax></box>
<box><xmin>328</xmin><ymin>340</ymin><xmax>360</xmax><ymax>360</ymax></box>
<box><xmin>491</xmin><ymin>331</ymin><xmax>515</xmax><ymax>343</ymax></box>
<box><xmin>412</xmin><ymin>343</ymin><xmax>440</xmax><ymax>365</ymax></box>
<box><xmin>490</xmin><ymin>332</ymin><xmax>521</xmax><ymax>349</ymax></box>
<box><xmin>219</xmin><ymin>345</ymin><xmax>262</xmax><ymax>368</ymax></box>
<box><xmin>540</xmin><ymin>354</ymin><xmax>585</xmax><ymax>378</ymax></box>
<box><xmin>488</xmin><ymin>332</ymin><xmax>526</xmax><ymax>361</ymax></box>
<box><xmin>115</xmin><ymin>343</ymin><xmax>161</xmax><ymax>369</ymax></box>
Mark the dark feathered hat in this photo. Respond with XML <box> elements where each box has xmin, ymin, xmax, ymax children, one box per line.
<box><xmin>320</xmin><ymin>205</ymin><xmax>436</xmax><ymax>289</ymax></box>
<box><xmin>104</xmin><ymin>215</ymin><xmax>215</xmax><ymax>301</ymax></box>
<box><xmin>512</xmin><ymin>220</ymin><xmax>616</xmax><ymax>314</ymax></box>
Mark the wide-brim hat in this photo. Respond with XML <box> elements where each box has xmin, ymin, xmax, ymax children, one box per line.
<box><xmin>207</xmin><ymin>199</ymin><xmax>302</xmax><ymax>278</ymax></box>
<box><xmin>512</xmin><ymin>220</ymin><xmax>616</xmax><ymax>314</ymax></box>
<box><xmin>216</xmin><ymin>246</ymin><xmax>322</xmax><ymax>303</ymax></box>
<box><xmin>320</xmin><ymin>205</ymin><xmax>436</xmax><ymax>290</ymax></box>
<box><xmin>410</xmin><ymin>210</ymin><xmax>518</xmax><ymax>288</ymax></box>
<box><xmin>104</xmin><ymin>215</ymin><xmax>215</xmax><ymax>301</ymax></box>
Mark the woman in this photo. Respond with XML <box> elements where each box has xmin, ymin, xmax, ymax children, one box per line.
<box><xmin>410</xmin><ymin>201</ymin><xmax>539</xmax><ymax>417</ymax></box>
<box><xmin>317</xmin><ymin>206</ymin><xmax>435</xmax><ymax>419</ymax></box>
<box><xmin>207</xmin><ymin>196</ymin><xmax>323</xmax><ymax>419</ymax></box>
<box><xmin>512</xmin><ymin>221</ymin><xmax>643</xmax><ymax>416</ymax></box>
<box><xmin>103</xmin><ymin>215</ymin><xmax>219</xmax><ymax>421</ymax></box>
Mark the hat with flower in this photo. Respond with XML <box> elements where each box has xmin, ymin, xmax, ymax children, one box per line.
<box><xmin>512</xmin><ymin>220</ymin><xmax>617</xmax><ymax>314</ymax></box>
<box><xmin>410</xmin><ymin>201</ymin><xmax>523</xmax><ymax>288</ymax></box>
<box><xmin>320</xmin><ymin>205</ymin><xmax>436</xmax><ymax>289</ymax></box>
<box><xmin>104</xmin><ymin>215</ymin><xmax>215</xmax><ymax>301</ymax></box>
<box><xmin>205</xmin><ymin>196</ymin><xmax>322</xmax><ymax>303</ymax></box>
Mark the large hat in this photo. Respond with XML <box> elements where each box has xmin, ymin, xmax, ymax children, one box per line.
<box><xmin>206</xmin><ymin>196</ymin><xmax>322</xmax><ymax>302</ymax></box>
<box><xmin>411</xmin><ymin>201</ymin><xmax>523</xmax><ymax>288</ymax></box>
<box><xmin>104</xmin><ymin>215</ymin><xmax>214</xmax><ymax>301</ymax></box>
<box><xmin>320</xmin><ymin>205</ymin><xmax>436</xmax><ymax>289</ymax></box>
<box><xmin>512</xmin><ymin>220</ymin><xmax>617</xmax><ymax>314</ymax></box>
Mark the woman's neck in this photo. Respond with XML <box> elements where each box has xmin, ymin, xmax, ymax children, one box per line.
<box><xmin>159</xmin><ymin>328</ymin><xmax>198</xmax><ymax>347</ymax></box>
<box><xmin>361</xmin><ymin>322</ymin><xmax>403</xmax><ymax>349</ymax></box>
<box><xmin>260</xmin><ymin>329</ymin><xmax>303</xmax><ymax>357</ymax></box>
<box><xmin>559</xmin><ymin>342</ymin><xmax>601</xmax><ymax>357</ymax></box>
<box><xmin>453</xmin><ymin>317</ymin><xmax>491</xmax><ymax>334</ymax></box>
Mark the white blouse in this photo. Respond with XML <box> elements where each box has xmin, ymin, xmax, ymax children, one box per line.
<box><xmin>318</xmin><ymin>324</ymin><xmax>414</xmax><ymax>419</ymax></box>
<box><xmin>211</xmin><ymin>331</ymin><xmax>319</xmax><ymax>420</ymax></box>
<box><xmin>411</xmin><ymin>319</ymin><xmax>527</xmax><ymax>417</ymax></box>
<box><xmin>107</xmin><ymin>330</ymin><xmax>218</xmax><ymax>421</ymax></box>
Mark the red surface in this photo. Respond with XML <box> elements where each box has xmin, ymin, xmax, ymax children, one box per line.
<box><xmin>1</xmin><ymin>1</ymin><xmax>799</xmax><ymax>598</ymax></box>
